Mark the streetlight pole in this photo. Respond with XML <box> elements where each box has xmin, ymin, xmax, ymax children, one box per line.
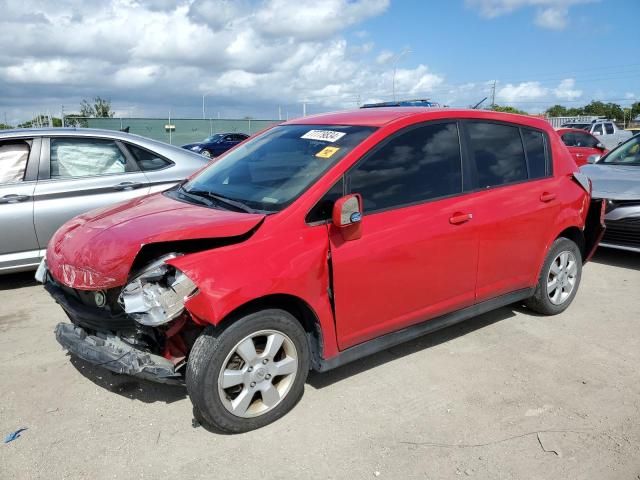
<box><xmin>202</xmin><ymin>95</ymin><xmax>206</xmax><ymax>120</ymax></box>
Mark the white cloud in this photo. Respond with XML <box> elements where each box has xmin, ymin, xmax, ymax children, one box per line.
<box><xmin>554</xmin><ymin>78</ymin><xmax>582</xmax><ymax>101</ymax></box>
<box><xmin>466</xmin><ymin>0</ymin><xmax>595</xmax><ymax>30</ymax></box>
<box><xmin>497</xmin><ymin>81</ymin><xmax>548</xmax><ymax>103</ymax></box>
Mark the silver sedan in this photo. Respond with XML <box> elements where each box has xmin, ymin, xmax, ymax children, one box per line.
<box><xmin>581</xmin><ymin>134</ymin><xmax>640</xmax><ymax>253</ymax></box>
<box><xmin>0</xmin><ymin>128</ymin><xmax>209</xmax><ymax>274</ymax></box>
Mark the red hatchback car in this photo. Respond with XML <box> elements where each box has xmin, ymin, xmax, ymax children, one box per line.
<box><xmin>557</xmin><ymin>127</ymin><xmax>608</xmax><ymax>166</ymax></box>
<box><xmin>38</xmin><ymin>109</ymin><xmax>603</xmax><ymax>433</ymax></box>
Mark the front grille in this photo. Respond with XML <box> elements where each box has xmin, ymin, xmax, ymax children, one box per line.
<box><xmin>602</xmin><ymin>218</ymin><xmax>640</xmax><ymax>249</ymax></box>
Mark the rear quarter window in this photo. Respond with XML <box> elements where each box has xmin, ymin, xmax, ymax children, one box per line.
<box><xmin>521</xmin><ymin>129</ymin><xmax>548</xmax><ymax>179</ymax></box>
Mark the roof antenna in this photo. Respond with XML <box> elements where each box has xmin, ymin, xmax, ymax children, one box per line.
<box><xmin>472</xmin><ymin>97</ymin><xmax>488</xmax><ymax>110</ymax></box>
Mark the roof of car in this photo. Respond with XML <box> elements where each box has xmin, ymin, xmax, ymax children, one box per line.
<box><xmin>556</xmin><ymin>128</ymin><xmax>595</xmax><ymax>135</ymax></box>
<box><xmin>0</xmin><ymin>127</ymin><xmax>152</xmax><ymax>141</ymax></box>
<box><xmin>283</xmin><ymin>107</ymin><xmax>551</xmax><ymax>129</ymax></box>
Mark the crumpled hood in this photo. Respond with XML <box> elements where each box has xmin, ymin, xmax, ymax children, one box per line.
<box><xmin>46</xmin><ymin>192</ymin><xmax>265</xmax><ymax>290</ymax></box>
<box><xmin>580</xmin><ymin>164</ymin><xmax>640</xmax><ymax>200</ymax></box>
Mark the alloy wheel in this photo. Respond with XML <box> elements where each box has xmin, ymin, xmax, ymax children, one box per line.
<box><xmin>217</xmin><ymin>330</ymin><xmax>298</xmax><ymax>418</ymax></box>
<box><xmin>546</xmin><ymin>251</ymin><xmax>578</xmax><ymax>305</ymax></box>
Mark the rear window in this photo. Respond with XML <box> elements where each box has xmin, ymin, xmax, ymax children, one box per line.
<box><xmin>466</xmin><ymin>122</ymin><xmax>527</xmax><ymax>188</ymax></box>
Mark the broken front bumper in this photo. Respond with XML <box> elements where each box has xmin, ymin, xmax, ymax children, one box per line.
<box><xmin>55</xmin><ymin>323</ymin><xmax>182</xmax><ymax>384</ymax></box>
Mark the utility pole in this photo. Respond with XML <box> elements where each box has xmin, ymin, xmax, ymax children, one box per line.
<box><xmin>61</xmin><ymin>105</ymin><xmax>65</xmax><ymax>127</ymax></box>
<box><xmin>302</xmin><ymin>101</ymin><xmax>307</xmax><ymax>117</ymax></box>
<box><xmin>392</xmin><ymin>48</ymin><xmax>411</xmax><ymax>102</ymax></box>
<box><xmin>278</xmin><ymin>105</ymin><xmax>282</xmax><ymax>121</ymax></box>
<box><xmin>492</xmin><ymin>80</ymin><xmax>496</xmax><ymax>107</ymax></box>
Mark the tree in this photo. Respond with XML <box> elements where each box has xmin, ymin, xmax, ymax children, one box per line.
<box><xmin>491</xmin><ymin>104</ymin><xmax>527</xmax><ymax>115</ymax></box>
<box><xmin>63</xmin><ymin>113</ymin><xmax>88</xmax><ymax>127</ymax></box>
<box><xmin>0</xmin><ymin>123</ymin><xmax>13</xmax><ymax>130</ymax></box>
<box><xmin>545</xmin><ymin>105</ymin><xmax>569</xmax><ymax>117</ymax></box>
<box><xmin>80</xmin><ymin>96</ymin><xmax>114</xmax><ymax>118</ymax></box>
<box><xmin>17</xmin><ymin>114</ymin><xmax>61</xmax><ymax>128</ymax></box>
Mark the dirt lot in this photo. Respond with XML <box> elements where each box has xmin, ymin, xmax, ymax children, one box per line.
<box><xmin>1</xmin><ymin>249</ymin><xmax>639</xmax><ymax>480</ymax></box>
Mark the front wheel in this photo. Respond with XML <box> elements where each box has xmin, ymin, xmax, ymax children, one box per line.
<box><xmin>201</xmin><ymin>149</ymin><xmax>212</xmax><ymax>158</ymax></box>
<box><xmin>525</xmin><ymin>237</ymin><xmax>582</xmax><ymax>315</ymax></box>
<box><xmin>186</xmin><ymin>309</ymin><xmax>310</xmax><ymax>433</ymax></box>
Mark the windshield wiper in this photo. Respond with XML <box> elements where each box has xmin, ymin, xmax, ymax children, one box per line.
<box><xmin>175</xmin><ymin>187</ymin><xmax>215</xmax><ymax>207</ymax></box>
<box><xmin>186</xmin><ymin>189</ymin><xmax>256</xmax><ymax>213</ymax></box>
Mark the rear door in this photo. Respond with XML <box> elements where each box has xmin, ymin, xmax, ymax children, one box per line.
<box><xmin>329</xmin><ymin>121</ymin><xmax>479</xmax><ymax>349</ymax></box>
<box><xmin>460</xmin><ymin>121</ymin><xmax>560</xmax><ymax>301</ymax></box>
<box><xmin>0</xmin><ymin>138</ymin><xmax>41</xmax><ymax>271</ymax></box>
<box><xmin>33</xmin><ymin>136</ymin><xmax>151</xmax><ymax>249</ymax></box>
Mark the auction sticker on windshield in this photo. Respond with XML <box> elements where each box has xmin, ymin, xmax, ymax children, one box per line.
<box><xmin>301</xmin><ymin>130</ymin><xmax>346</xmax><ymax>142</ymax></box>
<box><xmin>315</xmin><ymin>146</ymin><xmax>340</xmax><ymax>158</ymax></box>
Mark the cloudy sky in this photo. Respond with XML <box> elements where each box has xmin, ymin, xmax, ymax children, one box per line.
<box><xmin>0</xmin><ymin>0</ymin><xmax>637</xmax><ymax>124</ymax></box>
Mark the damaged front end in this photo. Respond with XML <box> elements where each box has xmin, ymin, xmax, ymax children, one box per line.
<box><xmin>40</xmin><ymin>254</ymin><xmax>203</xmax><ymax>384</ymax></box>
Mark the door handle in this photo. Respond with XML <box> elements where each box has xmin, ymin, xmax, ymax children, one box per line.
<box><xmin>449</xmin><ymin>212</ymin><xmax>473</xmax><ymax>225</ymax></box>
<box><xmin>540</xmin><ymin>192</ymin><xmax>556</xmax><ymax>203</ymax></box>
<box><xmin>0</xmin><ymin>194</ymin><xmax>30</xmax><ymax>204</ymax></box>
<box><xmin>113</xmin><ymin>182</ymin><xmax>142</xmax><ymax>191</ymax></box>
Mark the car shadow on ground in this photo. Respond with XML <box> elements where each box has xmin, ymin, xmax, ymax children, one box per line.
<box><xmin>0</xmin><ymin>271</ymin><xmax>38</xmax><ymax>290</ymax></box>
<box><xmin>69</xmin><ymin>356</ymin><xmax>187</xmax><ymax>404</ymax></box>
<box><xmin>589</xmin><ymin>248</ymin><xmax>640</xmax><ymax>271</ymax></box>
<box><xmin>307</xmin><ymin>305</ymin><xmax>517</xmax><ymax>389</ymax></box>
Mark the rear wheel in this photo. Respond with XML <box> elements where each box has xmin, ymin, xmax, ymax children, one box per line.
<box><xmin>526</xmin><ymin>237</ymin><xmax>582</xmax><ymax>315</ymax></box>
<box><xmin>186</xmin><ymin>309</ymin><xmax>309</xmax><ymax>433</ymax></box>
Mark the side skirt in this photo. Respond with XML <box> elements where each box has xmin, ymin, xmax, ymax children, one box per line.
<box><xmin>314</xmin><ymin>287</ymin><xmax>535</xmax><ymax>372</ymax></box>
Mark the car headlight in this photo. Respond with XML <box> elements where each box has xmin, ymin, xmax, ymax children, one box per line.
<box><xmin>190</xmin><ymin>145</ymin><xmax>202</xmax><ymax>152</ymax></box>
<box><xmin>119</xmin><ymin>255</ymin><xmax>197</xmax><ymax>327</ymax></box>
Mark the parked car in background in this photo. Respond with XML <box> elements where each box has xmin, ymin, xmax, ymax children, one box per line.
<box><xmin>181</xmin><ymin>133</ymin><xmax>249</xmax><ymax>158</ymax></box>
<box><xmin>557</xmin><ymin>128</ymin><xmax>607</xmax><ymax>166</ymax></box>
<box><xmin>562</xmin><ymin>120</ymin><xmax>633</xmax><ymax>149</ymax></box>
<box><xmin>625</xmin><ymin>127</ymin><xmax>640</xmax><ymax>137</ymax></box>
<box><xmin>39</xmin><ymin>108</ymin><xmax>603</xmax><ymax>433</ymax></box>
<box><xmin>581</xmin><ymin>134</ymin><xmax>640</xmax><ymax>252</ymax></box>
<box><xmin>0</xmin><ymin>128</ymin><xmax>208</xmax><ymax>274</ymax></box>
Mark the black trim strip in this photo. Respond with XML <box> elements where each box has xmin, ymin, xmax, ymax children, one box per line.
<box><xmin>314</xmin><ymin>287</ymin><xmax>535</xmax><ymax>372</ymax></box>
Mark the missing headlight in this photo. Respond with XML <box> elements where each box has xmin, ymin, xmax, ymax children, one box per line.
<box><xmin>119</xmin><ymin>255</ymin><xmax>197</xmax><ymax>327</ymax></box>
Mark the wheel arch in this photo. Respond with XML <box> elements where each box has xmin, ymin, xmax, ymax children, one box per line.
<box><xmin>213</xmin><ymin>293</ymin><xmax>325</xmax><ymax>370</ymax></box>
<box><xmin>556</xmin><ymin>226</ymin><xmax>586</xmax><ymax>258</ymax></box>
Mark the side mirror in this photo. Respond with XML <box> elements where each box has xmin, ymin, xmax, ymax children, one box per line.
<box><xmin>596</xmin><ymin>142</ymin><xmax>606</xmax><ymax>150</ymax></box>
<box><xmin>586</xmin><ymin>154</ymin><xmax>601</xmax><ymax>164</ymax></box>
<box><xmin>332</xmin><ymin>194</ymin><xmax>363</xmax><ymax>241</ymax></box>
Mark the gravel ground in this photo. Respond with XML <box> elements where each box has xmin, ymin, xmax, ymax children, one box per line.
<box><xmin>1</xmin><ymin>248</ymin><xmax>639</xmax><ymax>479</ymax></box>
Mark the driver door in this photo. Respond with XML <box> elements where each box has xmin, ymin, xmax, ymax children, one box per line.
<box><xmin>329</xmin><ymin>121</ymin><xmax>479</xmax><ymax>349</ymax></box>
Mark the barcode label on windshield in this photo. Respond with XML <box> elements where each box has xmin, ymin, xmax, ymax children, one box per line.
<box><xmin>301</xmin><ymin>130</ymin><xmax>346</xmax><ymax>143</ymax></box>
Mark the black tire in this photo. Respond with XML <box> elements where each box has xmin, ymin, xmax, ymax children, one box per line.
<box><xmin>525</xmin><ymin>237</ymin><xmax>582</xmax><ymax>315</ymax></box>
<box><xmin>186</xmin><ymin>309</ymin><xmax>310</xmax><ymax>433</ymax></box>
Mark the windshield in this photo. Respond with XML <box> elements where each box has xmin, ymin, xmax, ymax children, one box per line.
<box><xmin>178</xmin><ymin>124</ymin><xmax>376</xmax><ymax>212</ymax></box>
<box><xmin>600</xmin><ymin>135</ymin><xmax>640</xmax><ymax>165</ymax></box>
<box><xmin>203</xmin><ymin>134</ymin><xmax>224</xmax><ymax>143</ymax></box>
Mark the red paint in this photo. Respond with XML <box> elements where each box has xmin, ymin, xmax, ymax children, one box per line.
<box><xmin>47</xmin><ymin>108</ymin><xmax>591</xmax><ymax>361</ymax></box>
<box><xmin>556</xmin><ymin>128</ymin><xmax>608</xmax><ymax>166</ymax></box>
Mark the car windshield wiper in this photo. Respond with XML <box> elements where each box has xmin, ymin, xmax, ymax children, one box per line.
<box><xmin>175</xmin><ymin>187</ymin><xmax>215</xmax><ymax>207</ymax></box>
<box><xmin>186</xmin><ymin>189</ymin><xmax>256</xmax><ymax>213</ymax></box>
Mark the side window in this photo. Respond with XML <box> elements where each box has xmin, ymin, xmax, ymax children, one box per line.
<box><xmin>561</xmin><ymin>133</ymin><xmax>577</xmax><ymax>147</ymax></box>
<box><xmin>349</xmin><ymin>122</ymin><xmax>462</xmax><ymax>212</ymax></box>
<box><xmin>127</xmin><ymin>143</ymin><xmax>172</xmax><ymax>171</ymax></box>
<box><xmin>592</xmin><ymin>124</ymin><xmax>603</xmax><ymax>135</ymax></box>
<box><xmin>306</xmin><ymin>178</ymin><xmax>344</xmax><ymax>223</ymax></box>
<box><xmin>50</xmin><ymin>138</ymin><xmax>129</xmax><ymax>179</ymax></box>
<box><xmin>0</xmin><ymin>141</ymin><xmax>30</xmax><ymax>184</ymax></box>
<box><xmin>605</xmin><ymin>123</ymin><xmax>614</xmax><ymax>135</ymax></box>
<box><xmin>576</xmin><ymin>133</ymin><xmax>599</xmax><ymax>148</ymax></box>
<box><xmin>522</xmin><ymin>129</ymin><xmax>548</xmax><ymax>179</ymax></box>
<box><xmin>466</xmin><ymin>122</ymin><xmax>527</xmax><ymax>188</ymax></box>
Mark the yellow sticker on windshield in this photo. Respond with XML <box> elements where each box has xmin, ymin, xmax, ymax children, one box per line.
<box><xmin>316</xmin><ymin>146</ymin><xmax>340</xmax><ymax>159</ymax></box>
